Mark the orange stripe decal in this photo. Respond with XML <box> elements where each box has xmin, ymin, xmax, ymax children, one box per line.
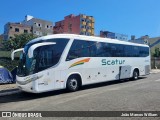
<box><xmin>69</xmin><ymin>58</ymin><xmax>90</xmax><ymax>68</ymax></box>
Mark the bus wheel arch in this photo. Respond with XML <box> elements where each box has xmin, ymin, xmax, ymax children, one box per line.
<box><xmin>66</xmin><ymin>73</ymin><xmax>82</xmax><ymax>92</ymax></box>
<box><xmin>132</xmin><ymin>68</ymin><xmax>139</xmax><ymax>80</ymax></box>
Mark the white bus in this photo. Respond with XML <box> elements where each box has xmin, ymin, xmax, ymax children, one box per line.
<box><xmin>12</xmin><ymin>34</ymin><xmax>150</xmax><ymax>93</ymax></box>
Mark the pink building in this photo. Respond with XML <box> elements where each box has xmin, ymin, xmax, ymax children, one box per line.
<box><xmin>53</xmin><ymin>14</ymin><xmax>94</xmax><ymax>36</ymax></box>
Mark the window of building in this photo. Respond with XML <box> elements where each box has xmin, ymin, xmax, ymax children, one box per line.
<box><xmin>38</xmin><ymin>23</ymin><xmax>41</xmax><ymax>27</ymax></box>
<box><xmin>10</xmin><ymin>26</ymin><xmax>12</xmax><ymax>29</ymax></box>
<box><xmin>81</xmin><ymin>26</ymin><xmax>85</xmax><ymax>28</ymax></box>
<box><xmin>86</xmin><ymin>32</ymin><xmax>90</xmax><ymax>36</ymax></box>
<box><xmin>68</xmin><ymin>28</ymin><xmax>72</xmax><ymax>33</ymax></box>
<box><xmin>24</xmin><ymin>29</ymin><xmax>28</xmax><ymax>33</ymax></box>
<box><xmin>81</xmin><ymin>19</ymin><xmax>85</xmax><ymax>22</ymax></box>
<box><xmin>68</xmin><ymin>23</ymin><xmax>72</xmax><ymax>28</ymax></box>
<box><xmin>86</xmin><ymin>20</ymin><xmax>91</xmax><ymax>23</ymax></box>
<box><xmin>80</xmin><ymin>32</ymin><xmax>84</xmax><ymax>35</ymax></box>
<box><xmin>68</xmin><ymin>23</ymin><xmax>72</xmax><ymax>32</ymax></box>
<box><xmin>34</xmin><ymin>22</ymin><xmax>37</xmax><ymax>25</ymax></box>
<box><xmin>86</xmin><ymin>26</ymin><xmax>90</xmax><ymax>29</ymax></box>
<box><xmin>15</xmin><ymin>28</ymin><xmax>19</xmax><ymax>32</ymax></box>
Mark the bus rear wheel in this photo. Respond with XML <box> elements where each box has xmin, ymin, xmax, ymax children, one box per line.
<box><xmin>132</xmin><ymin>69</ymin><xmax>139</xmax><ymax>80</ymax></box>
<box><xmin>66</xmin><ymin>76</ymin><xmax>80</xmax><ymax>92</ymax></box>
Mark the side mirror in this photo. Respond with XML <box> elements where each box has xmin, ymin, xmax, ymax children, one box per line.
<box><xmin>11</xmin><ymin>48</ymin><xmax>24</xmax><ymax>60</ymax></box>
<box><xmin>28</xmin><ymin>42</ymin><xmax>56</xmax><ymax>58</ymax></box>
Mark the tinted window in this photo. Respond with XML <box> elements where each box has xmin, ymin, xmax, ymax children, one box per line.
<box><xmin>66</xmin><ymin>40</ymin><xmax>91</xmax><ymax>60</ymax></box>
<box><xmin>34</xmin><ymin>39</ymin><xmax>69</xmax><ymax>72</ymax></box>
<box><xmin>25</xmin><ymin>38</ymin><xmax>69</xmax><ymax>55</ymax></box>
<box><xmin>66</xmin><ymin>39</ymin><xmax>149</xmax><ymax>61</ymax></box>
<box><xmin>46</xmin><ymin>38</ymin><xmax>69</xmax><ymax>53</ymax></box>
<box><xmin>37</xmin><ymin>45</ymin><xmax>56</xmax><ymax>70</ymax></box>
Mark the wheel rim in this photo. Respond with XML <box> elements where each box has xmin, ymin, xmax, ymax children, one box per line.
<box><xmin>69</xmin><ymin>79</ymin><xmax>78</xmax><ymax>90</ymax></box>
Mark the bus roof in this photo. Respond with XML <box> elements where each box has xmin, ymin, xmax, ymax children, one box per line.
<box><xmin>27</xmin><ymin>34</ymin><xmax>149</xmax><ymax>47</ymax></box>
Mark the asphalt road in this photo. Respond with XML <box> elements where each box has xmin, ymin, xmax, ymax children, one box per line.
<box><xmin>0</xmin><ymin>73</ymin><xmax>160</xmax><ymax>120</ymax></box>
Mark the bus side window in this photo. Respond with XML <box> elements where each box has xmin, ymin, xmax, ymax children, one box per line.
<box><xmin>66</xmin><ymin>40</ymin><xmax>91</xmax><ymax>61</ymax></box>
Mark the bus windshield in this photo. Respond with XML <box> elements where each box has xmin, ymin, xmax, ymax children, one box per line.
<box><xmin>17</xmin><ymin>38</ymin><xmax>69</xmax><ymax>77</ymax></box>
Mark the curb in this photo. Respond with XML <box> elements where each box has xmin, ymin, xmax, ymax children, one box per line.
<box><xmin>0</xmin><ymin>88</ymin><xmax>21</xmax><ymax>96</ymax></box>
<box><xmin>150</xmin><ymin>71</ymin><xmax>160</xmax><ymax>74</ymax></box>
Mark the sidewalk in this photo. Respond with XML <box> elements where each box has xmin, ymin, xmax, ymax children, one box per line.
<box><xmin>0</xmin><ymin>83</ymin><xmax>20</xmax><ymax>96</ymax></box>
<box><xmin>150</xmin><ymin>69</ymin><xmax>160</xmax><ymax>74</ymax></box>
<box><xmin>0</xmin><ymin>83</ymin><xmax>17</xmax><ymax>91</ymax></box>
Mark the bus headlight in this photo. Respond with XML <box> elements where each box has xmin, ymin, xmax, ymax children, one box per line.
<box><xmin>17</xmin><ymin>75</ymin><xmax>43</xmax><ymax>85</ymax></box>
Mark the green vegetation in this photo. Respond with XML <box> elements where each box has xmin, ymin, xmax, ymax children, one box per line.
<box><xmin>0</xmin><ymin>51</ymin><xmax>19</xmax><ymax>71</ymax></box>
<box><xmin>0</xmin><ymin>58</ymin><xmax>19</xmax><ymax>71</ymax></box>
<box><xmin>0</xmin><ymin>33</ymin><xmax>37</xmax><ymax>71</ymax></box>
<box><xmin>153</xmin><ymin>48</ymin><xmax>160</xmax><ymax>57</ymax></box>
<box><xmin>2</xmin><ymin>33</ymin><xmax>37</xmax><ymax>50</ymax></box>
<box><xmin>0</xmin><ymin>51</ymin><xmax>11</xmax><ymax>58</ymax></box>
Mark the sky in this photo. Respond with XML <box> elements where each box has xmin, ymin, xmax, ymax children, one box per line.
<box><xmin>0</xmin><ymin>0</ymin><xmax>160</xmax><ymax>39</ymax></box>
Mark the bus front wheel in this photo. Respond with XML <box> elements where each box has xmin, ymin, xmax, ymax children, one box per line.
<box><xmin>66</xmin><ymin>76</ymin><xmax>80</xmax><ymax>92</ymax></box>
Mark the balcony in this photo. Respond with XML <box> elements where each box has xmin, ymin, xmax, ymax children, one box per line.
<box><xmin>81</xmin><ymin>28</ymin><xmax>86</xmax><ymax>32</ymax></box>
<box><xmin>91</xmin><ymin>23</ymin><xmax>94</xmax><ymax>28</ymax></box>
<box><xmin>91</xmin><ymin>30</ymin><xmax>94</xmax><ymax>35</ymax></box>
<box><xmin>82</xmin><ymin>22</ymin><xmax>86</xmax><ymax>26</ymax></box>
<box><xmin>91</xmin><ymin>18</ymin><xmax>95</xmax><ymax>23</ymax></box>
<box><xmin>87</xmin><ymin>23</ymin><xmax>91</xmax><ymax>27</ymax></box>
<box><xmin>87</xmin><ymin>29</ymin><xmax>91</xmax><ymax>33</ymax></box>
<box><xmin>87</xmin><ymin>16</ymin><xmax>92</xmax><ymax>20</ymax></box>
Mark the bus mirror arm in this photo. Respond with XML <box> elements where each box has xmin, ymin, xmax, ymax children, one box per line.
<box><xmin>11</xmin><ymin>48</ymin><xmax>24</xmax><ymax>60</ymax></box>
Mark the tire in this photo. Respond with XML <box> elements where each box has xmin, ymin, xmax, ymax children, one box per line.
<box><xmin>66</xmin><ymin>76</ymin><xmax>80</xmax><ymax>92</ymax></box>
<box><xmin>132</xmin><ymin>69</ymin><xmax>139</xmax><ymax>80</ymax></box>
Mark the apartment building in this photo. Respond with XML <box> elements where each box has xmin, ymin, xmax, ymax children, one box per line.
<box><xmin>22</xmin><ymin>15</ymin><xmax>53</xmax><ymax>36</ymax></box>
<box><xmin>3</xmin><ymin>22</ymin><xmax>32</xmax><ymax>40</ymax></box>
<box><xmin>100</xmin><ymin>31</ymin><xmax>128</xmax><ymax>41</ymax></box>
<box><xmin>53</xmin><ymin>14</ymin><xmax>94</xmax><ymax>36</ymax></box>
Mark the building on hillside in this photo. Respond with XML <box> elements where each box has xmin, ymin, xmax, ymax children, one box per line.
<box><xmin>147</xmin><ymin>37</ymin><xmax>160</xmax><ymax>55</ymax></box>
<box><xmin>100</xmin><ymin>31</ymin><xmax>128</xmax><ymax>41</ymax></box>
<box><xmin>129</xmin><ymin>35</ymin><xmax>160</xmax><ymax>56</ymax></box>
<box><xmin>22</xmin><ymin>15</ymin><xmax>53</xmax><ymax>36</ymax></box>
<box><xmin>3</xmin><ymin>22</ymin><xmax>32</xmax><ymax>40</ymax></box>
<box><xmin>129</xmin><ymin>35</ymin><xmax>149</xmax><ymax>44</ymax></box>
<box><xmin>53</xmin><ymin>14</ymin><xmax>95</xmax><ymax>36</ymax></box>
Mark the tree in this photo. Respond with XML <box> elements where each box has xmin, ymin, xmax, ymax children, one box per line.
<box><xmin>2</xmin><ymin>33</ymin><xmax>37</xmax><ymax>51</ymax></box>
<box><xmin>154</xmin><ymin>47</ymin><xmax>160</xmax><ymax>57</ymax></box>
<box><xmin>0</xmin><ymin>38</ymin><xmax>3</xmax><ymax>49</ymax></box>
